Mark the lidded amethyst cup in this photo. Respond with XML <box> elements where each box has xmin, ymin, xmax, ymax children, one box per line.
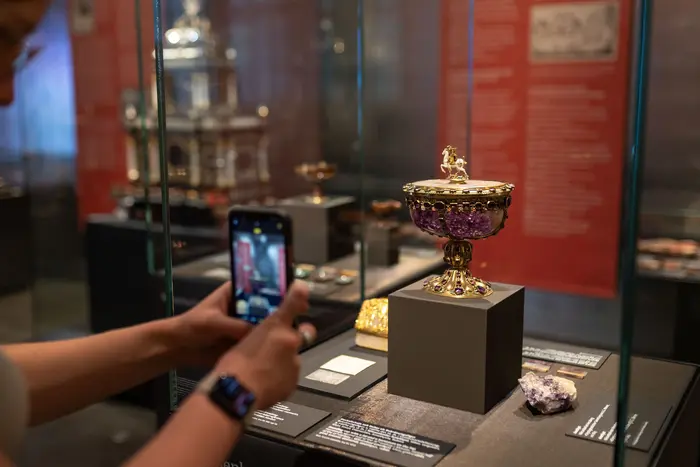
<box><xmin>402</xmin><ymin>146</ymin><xmax>514</xmax><ymax>298</ymax></box>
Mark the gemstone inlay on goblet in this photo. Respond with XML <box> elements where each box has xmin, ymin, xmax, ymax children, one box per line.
<box><xmin>403</xmin><ymin>145</ymin><xmax>514</xmax><ymax>299</ymax></box>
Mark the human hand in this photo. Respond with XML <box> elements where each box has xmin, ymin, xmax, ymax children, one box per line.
<box><xmin>170</xmin><ymin>282</ymin><xmax>253</xmax><ymax>367</ymax></box>
<box><xmin>213</xmin><ymin>281</ymin><xmax>317</xmax><ymax>409</ymax></box>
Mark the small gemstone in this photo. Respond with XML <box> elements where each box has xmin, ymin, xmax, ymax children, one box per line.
<box><xmin>476</xmin><ymin>285</ymin><xmax>486</xmax><ymax>294</ymax></box>
<box><xmin>454</xmin><ymin>288</ymin><xmax>464</xmax><ymax>295</ymax></box>
<box><xmin>434</xmin><ymin>285</ymin><xmax>442</xmax><ymax>291</ymax></box>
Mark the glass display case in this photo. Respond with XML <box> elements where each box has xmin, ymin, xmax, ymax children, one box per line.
<box><xmin>135</xmin><ymin>0</ymin><xmax>700</xmax><ymax>466</ymax></box>
<box><xmin>0</xmin><ymin>0</ymin><xmax>697</xmax><ymax>464</ymax></box>
<box><xmin>16</xmin><ymin>0</ymin><xmax>691</xmax><ymax>465</ymax></box>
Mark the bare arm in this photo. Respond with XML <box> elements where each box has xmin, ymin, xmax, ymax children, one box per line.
<box><xmin>1</xmin><ymin>319</ymin><xmax>182</xmax><ymax>426</ymax></box>
<box><xmin>126</xmin><ymin>281</ymin><xmax>315</xmax><ymax>467</ymax></box>
<box><xmin>1</xmin><ymin>282</ymin><xmax>250</xmax><ymax>427</ymax></box>
<box><xmin>125</xmin><ymin>393</ymin><xmax>244</xmax><ymax>467</ymax></box>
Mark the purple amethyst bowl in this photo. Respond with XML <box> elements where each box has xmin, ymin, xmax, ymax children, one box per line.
<box><xmin>403</xmin><ymin>178</ymin><xmax>514</xmax><ymax>241</ymax></box>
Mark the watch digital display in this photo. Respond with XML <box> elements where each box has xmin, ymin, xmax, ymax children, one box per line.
<box><xmin>211</xmin><ymin>376</ymin><xmax>256</xmax><ymax>420</ymax></box>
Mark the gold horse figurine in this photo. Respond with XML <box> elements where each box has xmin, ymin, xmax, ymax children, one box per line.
<box><xmin>440</xmin><ymin>146</ymin><xmax>468</xmax><ymax>181</ymax></box>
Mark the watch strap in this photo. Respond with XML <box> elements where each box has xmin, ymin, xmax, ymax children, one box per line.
<box><xmin>197</xmin><ymin>373</ymin><xmax>257</xmax><ymax>427</ymax></box>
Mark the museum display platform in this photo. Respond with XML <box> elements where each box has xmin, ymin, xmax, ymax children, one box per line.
<box><xmin>0</xmin><ymin>193</ymin><xmax>32</xmax><ymax>296</ymax></box>
<box><xmin>161</xmin><ymin>332</ymin><xmax>700</xmax><ymax>467</ymax></box>
<box><xmin>167</xmin><ymin>245</ymin><xmax>444</xmax><ymax>305</ymax></box>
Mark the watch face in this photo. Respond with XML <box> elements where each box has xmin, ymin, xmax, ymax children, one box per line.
<box><xmin>213</xmin><ymin>376</ymin><xmax>256</xmax><ymax>419</ymax></box>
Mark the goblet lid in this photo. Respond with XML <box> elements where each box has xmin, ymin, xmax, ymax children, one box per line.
<box><xmin>403</xmin><ymin>146</ymin><xmax>514</xmax><ymax>197</ymax></box>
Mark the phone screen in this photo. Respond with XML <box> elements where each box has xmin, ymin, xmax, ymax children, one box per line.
<box><xmin>230</xmin><ymin>214</ymin><xmax>289</xmax><ymax>324</ymax></box>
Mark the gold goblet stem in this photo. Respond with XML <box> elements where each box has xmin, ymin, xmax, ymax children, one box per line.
<box><xmin>443</xmin><ymin>239</ymin><xmax>472</xmax><ymax>270</ymax></box>
<box><xmin>423</xmin><ymin>240</ymin><xmax>493</xmax><ymax>298</ymax></box>
<box><xmin>311</xmin><ymin>183</ymin><xmax>323</xmax><ymax>204</ymax></box>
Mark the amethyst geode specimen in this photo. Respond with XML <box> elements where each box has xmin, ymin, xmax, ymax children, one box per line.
<box><xmin>518</xmin><ymin>372</ymin><xmax>578</xmax><ymax>415</ymax></box>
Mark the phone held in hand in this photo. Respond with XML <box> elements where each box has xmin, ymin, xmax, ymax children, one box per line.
<box><xmin>228</xmin><ymin>206</ymin><xmax>294</xmax><ymax>325</ymax></box>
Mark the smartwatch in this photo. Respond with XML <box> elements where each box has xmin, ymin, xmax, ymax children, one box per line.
<box><xmin>197</xmin><ymin>373</ymin><xmax>257</xmax><ymax>426</ymax></box>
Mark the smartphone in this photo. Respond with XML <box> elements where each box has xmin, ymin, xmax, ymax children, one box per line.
<box><xmin>228</xmin><ymin>206</ymin><xmax>294</xmax><ymax>325</ymax></box>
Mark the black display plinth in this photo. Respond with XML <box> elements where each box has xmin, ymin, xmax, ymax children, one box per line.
<box><xmin>279</xmin><ymin>195</ymin><xmax>355</xmax><ymax>265</ymax></box>
<box><xmin>0</xmin><ymin>195</ymin><xmax>32</xmax><ymax>296</ymax></box>
<box><xmin>366</xmin><ymin>222</ymin><xmax>400</xmax><ymax>267</ymax></box>
<box><xmin>388</xmin><ymin>279</ymin><xmax>524</xmax><ymax>414</ymax></box>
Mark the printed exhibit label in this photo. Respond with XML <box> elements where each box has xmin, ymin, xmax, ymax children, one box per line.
<box><xmin>306</xmin><ymin>416</ymin><xmax>455</xmax><ymax>467</ymax></box>
<box><xmin>565</xmin><ymin>399</ymin><xmax>671</xmax><ymax>452</ymax></box>
<box><xmin>251</xmin><ymin>401</ymin><xmax>330</xmax><ymax>438</ymax></box>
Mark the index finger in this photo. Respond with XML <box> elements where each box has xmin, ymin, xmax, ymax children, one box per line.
<box><xmin>270</xmin><ymin>281</ymin><xmax>309</xmax><ymax>326</ymax></box>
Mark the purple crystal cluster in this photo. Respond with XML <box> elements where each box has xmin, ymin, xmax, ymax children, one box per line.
<box><xmin>409</xmin><ymin>206</ymin><xmax>503</xmax><ymax>239</ymax></box>
<box><xmin>409</xmin><ymin>207</ymin><xmax>442</xmax><ymax>235</ymax></box>
<box><xmin>445</xmin><ymin>211</ymin><xmax>495</xmax><ymax>239</ymax></box>
<box><xmin>518</xmin><ymin>372</ymin><xmax>578</xmax><ymax>415</ymax></box>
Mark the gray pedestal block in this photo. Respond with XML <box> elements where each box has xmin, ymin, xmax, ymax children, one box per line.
<box><xmin>279</xmin><ymin>195</ymin><xmax>356</xmax><ymax>265</ymax></box>
<box><xmin>388</xmin><ymin>278</ymin><xmax>524</xmax><ymax>414</ymax></box>
<box><xmin>366</xmin><ymin>222</ymin><xmax>400</xmax><ymax>267</ymax></box>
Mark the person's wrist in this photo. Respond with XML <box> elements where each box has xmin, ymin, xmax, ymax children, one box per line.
<box><xmin>150</xmin><ymin>317</ymin><xmax>189</xmax><ymax>367</ymax></box>
<box><xmin>214</xmin><ymin>355</ymin><xmax>267</xmax><ymax>410</ymax></box>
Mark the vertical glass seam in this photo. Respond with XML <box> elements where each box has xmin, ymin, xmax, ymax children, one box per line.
<box><xmin>614</xmin><ymin>0</ymin><xmax>653</xmax><ymax>464</ymax></box>
<box><xmin>466</xmin><ymin>0</ymin><xmax>475</xmax><ymax>164</ymax></box>
<box><xmin>152</xmin><ymin>0</ymin><xmax>176</xmax><ymax>412</ymax></box>
<box><xmin>357</xmin><ymin>0</ymin><xmax>366</xmax><ymax>302</ymax></box>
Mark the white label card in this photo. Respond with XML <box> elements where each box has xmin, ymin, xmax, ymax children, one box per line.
<box><xmin>320</xmin><ymin>355</ymin><xmax>376</xmax><ymax>376</ymax></box>
<box><xmin>305</xmin><ymin>369</ymin><xmax>350</xmax><ymax>386</ymax></box>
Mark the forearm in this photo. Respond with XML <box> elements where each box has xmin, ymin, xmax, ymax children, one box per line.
<box><xmin>1</xmin><ymin>319</ymin><xmax>182</xmax><ymax>425</ymax></box>
<box><xmin>126</xmin><ymin>393</ymin><xmax>243</xmax><ymax>467</ymax></box>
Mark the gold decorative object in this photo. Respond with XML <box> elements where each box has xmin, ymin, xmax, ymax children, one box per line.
<box><xmin>354</xmin><ymin>298</ymin><xmax>389</xmax><ymax>352</ymax></box>
<box><xmin>295</xmin><ymin>161</ymin><xmax>337</xmax><ymax>204</ymax></box>
<box><xmin>371</xmin><ymin>199</ymin><xmax>401</xmax><ymax>221</ymax></box>
<box><xmin>403</xmin><ymin>145</ymin><xmax>515</xmax><ymax>299</ymax></box>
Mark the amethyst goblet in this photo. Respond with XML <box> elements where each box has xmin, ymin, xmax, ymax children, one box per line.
<box><xmin>402</xmin><ymin>146</ymin><xmax>514</xmax><ymax>298</ymax></box>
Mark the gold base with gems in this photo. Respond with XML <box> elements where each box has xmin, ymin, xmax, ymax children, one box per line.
<box><xmin>423</xmin><ymin>269</ymin><xmax>493</xmax><ymax>299</ymax></box>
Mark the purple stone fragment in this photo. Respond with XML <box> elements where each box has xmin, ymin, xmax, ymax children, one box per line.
<box><xmin>518</xmin><ymin>372</ymin><xmax>577</xmax><ymax>415</ymax></box>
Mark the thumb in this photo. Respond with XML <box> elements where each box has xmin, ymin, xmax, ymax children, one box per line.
<box><xmin>271</xmin><ymin>281</ymin><xmax>309</xmax><ymax>326</ymax></box>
